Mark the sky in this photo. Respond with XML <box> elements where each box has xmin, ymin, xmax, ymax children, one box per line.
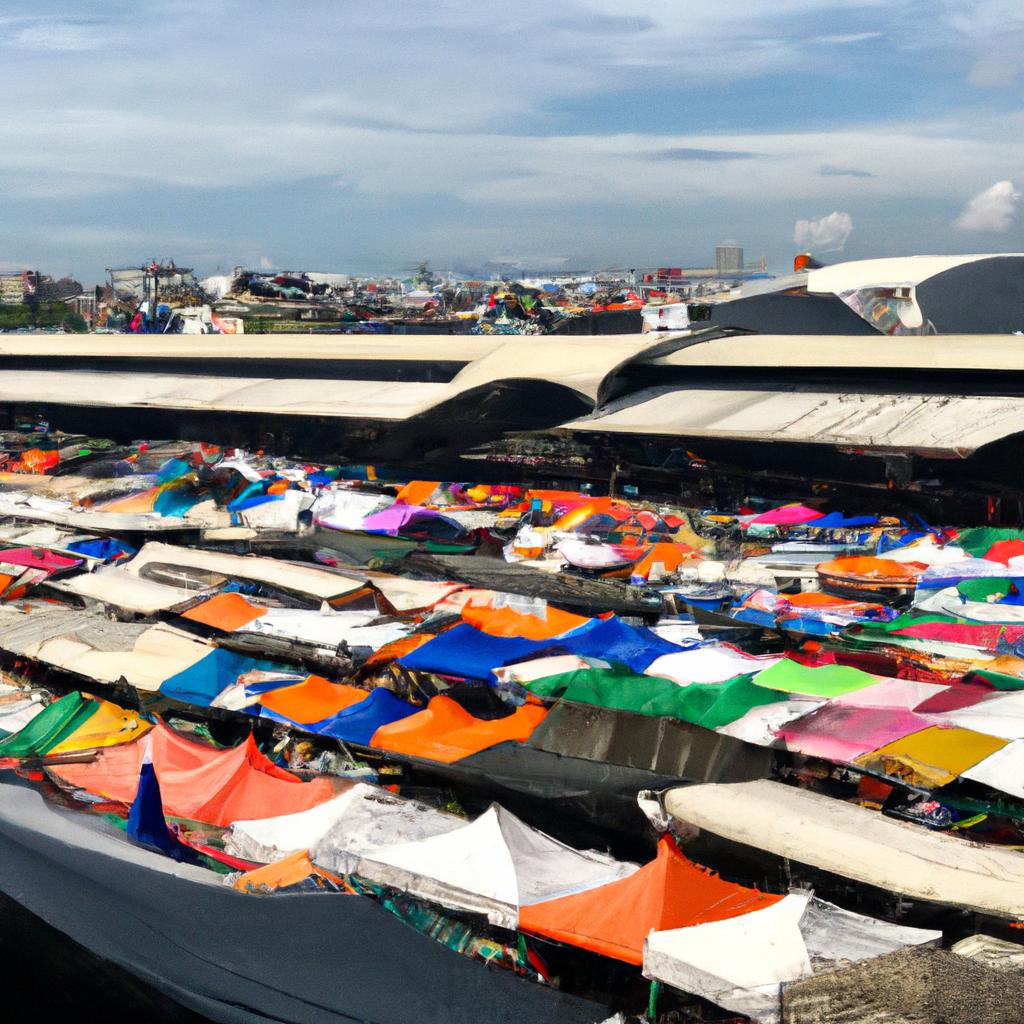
<box><xmin>1</xmin><ymin>0</ymin><xmax>1024</xmax><ymax>282</ymax></box>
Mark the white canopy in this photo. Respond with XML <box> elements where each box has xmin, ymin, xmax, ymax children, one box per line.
<box><xmin>354</xmin><ymin>804</ymin><xmax>637</xmax><ymax>929</ymax></box>
<box><xmin>644</xmin><ymin>892</ymin><xmax>939</xmax><ymax>1024</ymax></box>
<box><xmin>224</xmin><ymin>782</ymin><xmax>458</xmax><ymax>866</ymax></box>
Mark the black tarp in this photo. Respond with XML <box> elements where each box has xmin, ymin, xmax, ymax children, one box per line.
<box><xmin>0</xmin><ymin>777</ymin><xmax>608</xmax><ymax>1024</ymax></box>
<box><xmin>916</xmin><ymin>256</ymin><xmax>1024</xmax><ymax>333</ymax></box>
<box><xmin>704</xmin><ymin>291</ymin><xmax>879</xmax><ymax>334</ymax></box>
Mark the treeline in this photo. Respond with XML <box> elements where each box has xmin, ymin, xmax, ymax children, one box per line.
<box><xmin>0</xmin><ymin>302</ymin><xmax>87</xmax><ymax>332</ymax></box>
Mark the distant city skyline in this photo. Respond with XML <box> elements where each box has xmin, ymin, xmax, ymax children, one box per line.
<box><xmin>1</xmin><ymin>1</ymin><xmax>1023</xmax><ymax>282</ymax></box>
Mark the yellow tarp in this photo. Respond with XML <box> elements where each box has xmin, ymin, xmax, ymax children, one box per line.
<box><xmin>855</xmin><ymin>726</ymin><xmax>1007</xmax><ymax>788</ymax></box>
<box><xmin>47</xmin><ymin>698</ymin><xmax>152</xmax><ymax>756</ymax></box>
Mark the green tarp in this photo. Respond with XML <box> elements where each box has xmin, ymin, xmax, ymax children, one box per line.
<box><xmin>523</xmin><ymin>666</ymin><xmax>787</xmax><ymax>730</ymax></box>
<box><xmin>965</xmin><ymin>669</ymin><xmax>1024</xmax><ymax>692</ymax></box>
<box><xmin>752</xmin><ymin>658</ymin><xmax>877</xmax><ymax>697</ymax></box>
<box><xmin>957</xmin><ymin>527</ymin><xmax>1024</xmax><ymax>558</ymax></box>
<box><xmin>0</xmin><ymin>691</ymin><xmax>96</xmax><ymax>759</ymax></box>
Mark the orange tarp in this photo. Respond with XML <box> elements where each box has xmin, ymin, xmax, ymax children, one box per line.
<box><xmin>632</xmin><ymin>542</ymin><xmax>695</xmax><ymax>580</ymax></box>
<box><xmin>94</xmin><ymin>486</ymin><xmax>163</xmax><ymax>513</ymax></box>
<box><xmin>49</xmin><ymin>723</ymin><xmax>339</xmax><ymax>827</ymax></box>
<box><xmin>394</xmin><ymin>480</ymin><xmax>441</xmax><ymax>506</ymax></box>
<box><xmin>817</xmin><ymin>557</ymin><xmax>926</xmax><ymax>582</ymax></box>
<box><xmin>519</xmin><ymin>837</ymin><xmax>783</xmax><ymax>965</ymax></box>
<box><xmin>181</xmin><ymin>592</ymin><xmax>267</xmax><ymax>632</ymax></box>
<box><xmin>369</xmin><ymin>695</ymin><xmax>547</xmax><ymax>763</ymax></box>
<box><xmin>257</xmin><ymin>675</ymin><xmax>369</xmax><ymax>725</ymax></box>
<box><xmin>461</xmin><ymin>603</ymin><xmax>591</xmax><ymax>640</ymax></box>
<box><xmin>363</xmin><ymin>632</ymin><xmax>435</xmax><ymax>669</ymax></box>
<box><xmin>232</xmin><ymin>849</ymin><xmax>345</xmax><ymax>893</ymax></box>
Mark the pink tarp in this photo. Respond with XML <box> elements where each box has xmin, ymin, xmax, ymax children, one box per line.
<box><xmin>749</xmin><ymin>505</ymin><xmax>824</xmax><ymax>527</ymax></box>
<box><xmin>831</xmin><ymin>678</ymin><xmax>949</xmax><ymax>711</ymax></box>
<box><xmin>776</xmin><ymin>704</ymin><xmax>929</xmax><ymax>764</ymax></box>
<box><xmin>0</xmin><ymin>547</ymin><xmax>81</xmax><ymax>570</ymax></box>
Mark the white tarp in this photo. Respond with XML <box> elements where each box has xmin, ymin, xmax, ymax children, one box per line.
<box><xmin>224</xmin><ymin>782</ymin><xmax>458</xmax><ymax>866</ymax></box>
<box><xmin>643</xmin><ymin>892</ymin><xmax>939</xmax><ymax>1024</ymax></box>
<box><xmin>914</xmin><ymin>586</ymin><xmax>1024</xmax><ymax>623</ymax></box>
<box><xmin>663</xmin><ymin>780</ymin><xmax>1024</xmax><ymax>919</ymax></box>
<box><xmin>354</xmin><ymin>804</ymin><xmax>637</xmax><ymax>929</ymax></box>
<box><xmin>236</xmin><ymin>607</ymin><xmax>410</xmax><ymax>652</ymax></box>
<box><xmin>51</xmin><ymin>564</ymin><xmax>208</xmax><ymax>615</ymax></box>
<box><xmin>645</xmin><ymin>645</ymin><xmax>781</xmax><ymax>686</ymax></box>
<box><xmin>125</xmin><ymin>542</ymin><xmax>365</xmax><ymax>601</ymax></box>
<box><xmin>312</xmin><ymin>490</ymin><xmax>391</xmax><ymax>531</ymax></box>
<box><xmin>962</xmin><ymin>740</ymin><xmax>1024</xmax><ymax>799</ymax></box>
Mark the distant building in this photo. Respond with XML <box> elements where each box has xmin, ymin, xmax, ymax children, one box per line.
<box><xmin>715</xmin><ymin>245</ymin><xmax>744</xmax><ymax>275</ymax></box>
<box><xmin>0</xmin><ymin>271</ymin><xmax>39</xmax><ymax>305</ymax></box>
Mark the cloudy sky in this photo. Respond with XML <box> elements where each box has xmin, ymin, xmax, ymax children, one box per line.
<box><xmin>2</xmin><ymin>0</ymin><xmax>1023</xmax><ymax>282</ymax></box>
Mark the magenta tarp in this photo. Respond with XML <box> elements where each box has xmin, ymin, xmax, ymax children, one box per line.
<box><xmin>749</xmin><ymin>504</ymin><xmax>824</xmax><ymax>526</ymax></box>
<box><xmin>776</xmin><ymin>704</ymin><xmax>929</xmax><ymax>763</ymax></box>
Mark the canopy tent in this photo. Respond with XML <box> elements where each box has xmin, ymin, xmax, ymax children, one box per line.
<box><xmin>643</xmin><ymin>892</ymin><xmax>940</xmax><ymax>1024</ymax></box>
<box><xmin>48</xmin><ymin>723</ymin><xmax>338</xmax><ymax>827</ymax></box>
<box><xmin>369</xmin><ymin>696</ymin><xmax>547</xmax><ymax>763</ymax></box>
<box><xmin>520</xmin><ymin>837</ymin><xmax>781</xmax><ymax>965</ymax></box>
<box><xmin>225</xmin><ymin>782</ymin><xmax>459</xmax><ymax>867</ymax></box>
<box><xmin>355</xmin><ymin>804</ymin><xmax>637</xmax><ymax>929</ymax></box>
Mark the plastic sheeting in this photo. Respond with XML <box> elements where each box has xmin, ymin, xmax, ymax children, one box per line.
<box><xmin>224</xmin><ymin>782</ymin><xmax>457</xmax><ymax>865</ymax></box>
<box><xmin>355</xmin><ymin>804</ymin><xmax>637</xmax><ymax>929</ymax></box>
<box><xmin>238</xmin><ymin>607</ymin><xmax>410</xmax><ymax>651</ymax></box>
<box><xmin>854</xmin><ymin>725</ymin><xmax>1006</xmax><ymax>788</ymax></box>
<box><xmin>753</xmin><ymin>658</ymin><xmax>880</xmax><ymax>698</ymax></box>
<box><xmin>256</xmin><ymin>676</ymin><xmax>370</xmax><ymax>726</ymax></box>
<box><xmin>303</xmin><ymin>687</ymin><xmax>419</xmax><ymax>745</ymax></box>
<box><xmin>777</xmin><ymin>705</ymin><xmax>930</xmax><ymax>764</ymax></box>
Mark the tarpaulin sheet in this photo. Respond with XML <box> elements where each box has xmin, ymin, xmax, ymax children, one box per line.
<box><xmin>777</xmin><ymin>705</ymin><xmax>930</xmax><ymax>764</ymax></box>
<box><xmin>0</xmin><ymin>546</ymin><xmax>81</xmax><ymax>570</ymax></box>
<box><xmin>47</xmin><ymin>698</ymin><xmax>151</xmax><ymax>756</ymax></box>
<box><xmin>957</xmin><ymin>527</ymin><xmax>1024</xmax><ymax>559</ymax></box>
<box><xmin>0</xmin><ymin>691</ymin><xmax>96</xmax><ymax>759</ymax></box>
<box><xmin>49</xmin><ymin>724</ymin><xmax>337</xmax><ymax>826</ymax></box>
<box><xmin>160</xmin><ymin>649</ymin><xmax>293</xmax><ymax>707</ymax></box>
<box><xmin>369</xmin><ymin>696</ymin><xmax>547</xmax><ymax>763</ymax></box>
<box><xmin>303</xmin><ymin>687</ymin><xmax>419</xmax><ymax>746</ymax></box>
<box><xmin>855</xmin><ymin>726</ymin><xmax>1007</xmax><ymax>788</ymax></box>
<box><xmin>460</xmin><ymin>603</ymin><xmax>591</xmax><ymax>640</ymax></box>
<box><xmin>520</xmin><ymin>837</ymin><xmax>782</xmax><ymax>965</ymax></box>
<box><xmin>354</xmin><ymin>804</ymin><xmax>636</xmax><ymax>930</ymax></box>
<box><xmin>399</xmin><ymin>617</ymin><xmax>684</xmax><ymax>680</ymax></box>
<box><xmin>754</xmin><ymin>658</ymin><xmax>879</xmax><ymax>698</ymax></box>
<box><xmin>254</xmin><ymin>676</ymin><xmax>368</xmax><ymax>725</ymax></box>
<box><xmin>525</xmin><ymin>667</ymin><xmax>786</xmax><ymax>730</ymax></box>
<box><xmin>226</xmin><ymin>783</ymin><xmax>454</xmax><ymax>866</ymax></box>
<box><xmin>646</xmin><ymin>645</ymin><xmax>780</xmax><ymax>686</ymax></box>
<box><xmin>182</xmin><ymin>592</ymin><xmax>267</xmax><ymax>632</ymax></box>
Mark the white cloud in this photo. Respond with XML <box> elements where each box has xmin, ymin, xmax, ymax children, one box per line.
<box><xmin>258</xmin><ymin>256</ymin><xmax>274</xmax><ymax>270</ymax></box>
<box><xmin>953</xmin><ymin>180</ymin><xmax>1021</xmax><ymax>231</ymax></box>
<box><xmin>793</xmin><ymin>211</ymin><xmax>854</xmax><ymax>252</ymax></box>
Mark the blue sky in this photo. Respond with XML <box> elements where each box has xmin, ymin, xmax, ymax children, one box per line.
<box><xmin>1</xmin><ymin>0</ymin><xmax>1023</xmax><ymax>282</ymax></box>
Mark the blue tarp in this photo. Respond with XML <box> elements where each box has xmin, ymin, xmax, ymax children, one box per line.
<box><xmin>398</xmin><ymin>616</ymin><xmax>689</xmax><ymax>680</ymax></box>
<box><xmin>65</xmin><ymin>537</ymin><xmax>136</xmax><ymax>562</ymax></box>
<box><xmin>160</xmin><ymin>649</ymin><xmax>291</xmax><ymax>707</ymax></box>
<box><xmin>127</xmin><ymin>761</ymin><xmax>201</xmax><ymax>863</ymax></box>
<box><xmin>302</xmin><ymin>688</ymin><xmax>418</xmax><ymax>745</ymax></box>
<box><xmin>807</xmin><ymin>512</ymin><xmax>878</xmax><ymax>529</ymax></box>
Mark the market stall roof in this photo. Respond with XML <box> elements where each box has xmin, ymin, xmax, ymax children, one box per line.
<box><xmin>643</xmin><ymin>892</ymin><xmax>940</xmax><ymax>1024</ymax></box>
<box><xmin>355</xmin><ymin>803</ymin><xmax>637</xmax><ymax>929</ymax></box>
<box><xmin>520</xmin><ymin>836</ymin><xmax>781</xmax><ymax>965</ymax></box>
<box><xmin>566</xmin><ymin>388</ymin><xmax>1024</xmax><ymax>457</ymax></box>
<box><xmin>663</xmin><ymin>780</ymin><xmax>1024</xmax><ymax>919</ymax></box>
